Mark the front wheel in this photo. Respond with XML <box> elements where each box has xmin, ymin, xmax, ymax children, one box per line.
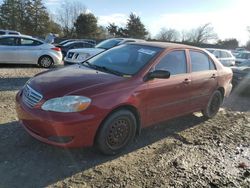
<box><xmin>202</xmin><ymin>90</ymin><xmax>222</xmax><ymax>118</ymax></box>
<box><xmin>95</xmin><ymin>110</ymin><xmax>137</xmax><ymax>155</ymax></box>
<box><xmin>38</xmin><ymin>56</ymin><xmax>53</xmax><ymax>68</ymax></box>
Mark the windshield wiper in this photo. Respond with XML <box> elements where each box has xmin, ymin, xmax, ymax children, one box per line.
<box><xmin>81</xmin><ymin>62</ymin><xmax>126</xmax><ymax>77</ymax></box>
<box><xmin>95</xmin><ymin>65</ymin><xmax>125</xmax><ymax>76</ymax></box>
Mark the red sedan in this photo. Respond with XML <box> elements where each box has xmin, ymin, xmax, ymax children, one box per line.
<box><xmin>16</xmin><ymin>42</ymin><xmax>233</xmax><ymax>155</ymax></box>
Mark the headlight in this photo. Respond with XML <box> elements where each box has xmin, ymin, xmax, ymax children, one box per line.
<box><xmin>41</xmin><ymin>96</ymin><xmax>91</xmax><ymax>112</ymax></box>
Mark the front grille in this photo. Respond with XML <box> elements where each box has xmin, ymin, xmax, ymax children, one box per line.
<box><xmin>22</xmin><ymin>85</ymin><xmax>43</xmax><ymax>108</ymax></box>
<box><xmin>67</xmin><ymin>52</ymin><xmax>74</xmax><ymax>58</ymax></box>
<box><xmin>74</xmin><ymin>53</ymin><xmax>79</xmax><ymax>59</ymax></box>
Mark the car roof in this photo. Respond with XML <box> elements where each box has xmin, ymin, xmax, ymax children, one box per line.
<box><xmin>64</xmin><ymin>41</ymin><xmax>92</xmax><ymax>46</ymax></box>
<box><xmin>0</xmin><ymin>34</ymin><xmax>44</xmax><ymax>43</ymax></box>
<box><xmin>0</xmin><ymin>29</ymin><xmax>20</xmax><ymax>33</ymax></box>
<box><xmin>129</xmin><ymin>41</ymin><xmax>199</xmax><ymax>50</ymax></box>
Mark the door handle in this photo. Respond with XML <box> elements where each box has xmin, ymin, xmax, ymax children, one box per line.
<box><xmin>211</xmin><ymin>74</ymin><xmax>216</xmax><ymax>79</ymax></box>
<box><xmin>183</xmin><ymin>78</ymin><xmax>191</xmax><ymax>84</ymax></box>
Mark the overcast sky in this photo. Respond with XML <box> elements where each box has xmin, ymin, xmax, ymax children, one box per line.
<box><xmin>41</xmin><ymin>0</ymin><xmax>250</xmax><ymax>44</ymax></box>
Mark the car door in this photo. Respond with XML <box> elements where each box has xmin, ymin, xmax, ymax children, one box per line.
<box><xmin>0</xmin><ymin>37</ymin><xmax>19</xmax><ymax>63</ymax></box>
<box><xmin>15</xmin><ymin>37</ymin><xmax>43</xmax><ymax>64</ymax></box>
<box><xmin>145</xmin><ymin>50</ymin><xmax>192</xmax><ymax>125</ymax></box>
<box><xmin>188</xmin><ymin>50</ymin><xmax>218</xmax><ymax>109</ymax></box>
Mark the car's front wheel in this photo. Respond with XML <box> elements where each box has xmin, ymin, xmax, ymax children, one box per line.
<box><xmin>202</xmin><ymin>90</ymin><xmax>222</xmax><ymax>118</ymax></box>
<box><xmin>95</xmin><ymin>109</ymin><xmax>137</xmax><ymax>155</ymax></box>
<box><xmin>38</xmin><ymin>56</ymin><xmax>54</xmax><ymax>68</ymax></box>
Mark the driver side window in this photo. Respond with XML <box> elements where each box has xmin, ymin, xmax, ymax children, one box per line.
<box><xmin>155</xmin><ymin>50</ymin><xmax>187</xmax><ymax>75</ymax></box>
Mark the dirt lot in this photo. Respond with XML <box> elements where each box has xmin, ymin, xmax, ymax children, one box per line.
<box><xmin>0</xmin><ymin>65</ymin><xmax>250</xmax><ymax>188</ymax></box>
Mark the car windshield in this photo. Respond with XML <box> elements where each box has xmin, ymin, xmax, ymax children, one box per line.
<box><xmin>86</xmin><ymin>44</ymin><xmax>163</xmax><ymax>75</ymax></box>
<box><xmin>95</xmin><ymin>39</ymin><xmax>123</xmax><ymax>50</ymax></box>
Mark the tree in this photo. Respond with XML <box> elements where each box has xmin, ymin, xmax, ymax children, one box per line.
<box><xmin>0</xmin><ymin>0</ymin><xmax>21</xmax><ymax>30</ymax></box>
<box><xmin>58</xmin><ymin>0</ymin><xmax>86</xmax><ymax>37</ymax></box>
<box><xmin>24</xmin><ymin>0</ymin><xmax>50</xmax><ymax>36</ymax></box>
<box><xmin>107</xmin><ymin>23</ymin><xmax>118</xmax><ymax>37</ymax></box>
<box><xmin>217</xmin><ymin>38</ymin><xmax>239</xmax><ymax>49</ymax></box>
<box><xmin>157</xmin><ymin>28</ymin><xmax>179</xmax><ymax>42</ymax></box>
<box><xmin>190</xmin><ymin>23</ymin><xmax>218</xmax><ymax>44</ymax></box>
<box><xmin>245</xmin><ymin>40</ymin><xmax>250</xmax><ymax>51</ymax></box>
<box><xmin>0</xmin><ymin>0</ymin><xmax>58</xmax><ymax>36</ymax></box>
<box><xmin>181</xmin><ymin>23</ymin><xmax>218</xmax><ymax>44</ymax></box>
<box><xmin>74</xmin><ymin>13</ymin><xmax>99</xmax><ymax>38</ymax></box>
<box><xmin>125</xmin><ymin>13</ymin><xmax>148</xmax><ymax>39</ymax></box>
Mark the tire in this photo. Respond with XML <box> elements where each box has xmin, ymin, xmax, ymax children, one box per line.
<box><xmin>202</xmin><ymin>90</ymin><xmax>222</xmax><ymax>118</ymax></box>
<box><xmin>95</xmin><ymin>110</ymin><xmax>137</xmax><ymax>155</ymax></box>
<box><xmin>38</xmin><ymin>56</ymin><xmax>53</xmax><ymax>68</ymax></box>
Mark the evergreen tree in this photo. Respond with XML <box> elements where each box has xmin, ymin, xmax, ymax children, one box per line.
<box><xmin>125</xmin><ymin>13</ymin><xmax>148</xmax><ymax>39</ymax></box>
<box><xmin>74</xmin><ymin>13</ymin><xmax>99</xmax><ymax>38</ymax></box>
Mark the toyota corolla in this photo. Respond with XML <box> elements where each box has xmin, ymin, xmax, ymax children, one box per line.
<box><xmin>16</xmin><ymin>42</ymin><xmax>233</xmax><ymax>155</ymax></box>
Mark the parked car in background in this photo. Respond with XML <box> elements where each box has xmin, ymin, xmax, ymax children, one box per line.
<box><xmin>206</xmin><ymin>48</ymin><xmax>235</xmax><ymax>66</ymax></box>
<box><xmin>16</xmin><ymin>42</ymin><xmax>232</xmax><ymax>155</ymax></box>
<box><xmin>58</xmin><ymin>39</ymin><xmax>96</xmax><ymax>46</ymax></box>
<box><xmin>64</xmin><ymin>38</ymin><xmax>145</xmax><ymax>64</ymax></box>
<box><xmin>60</xmin><ymin>41</ymin><xmax>95</xmax><ymax>57</ymax></box>
<box><xmin>0</xmin><ymin>35</ymin><xmax>62</xmax><ymax>68</ymax></box>
<box><xmin>0</xmin><ymin>29</ymin><xmax>21</xmax><ymax>35</ymax></box>
<box><xmin>235</xmin><ymin>51</ymin><xmax>250</xmax><ymax>65</ymax></box>
<box><xmin>231</xmin><ymin>61</ymin><xmax>250</xmax><ymax>92</ymax></box>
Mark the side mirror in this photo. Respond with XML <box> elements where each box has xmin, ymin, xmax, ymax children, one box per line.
<box><xmin>144</xmin><ymin>70</ymin><xmax>170</xmax><ymax>81</ymax></box>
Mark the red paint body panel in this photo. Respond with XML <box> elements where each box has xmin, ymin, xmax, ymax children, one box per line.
<box><xmin>15</xmin><ymin>43</ymin><xmax>233</xmax><ymax>148</ymax></box>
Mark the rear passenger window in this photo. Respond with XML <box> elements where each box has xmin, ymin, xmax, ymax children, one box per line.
<box><xmin>155</xmin><ymin>50</ymin><xmax>187</xmax><ymax>75</ymax></box>
<box><xmin>0</xmin><ymin>37</ymin><xmax>16</xmax><ymax>45</ymax></box>
<box><xmin>190</xmin><ymin>51</ymin><xmax>213</xmax><ymax>72</ymax></box>
<box><xmin>0</xmin><ymin>31</ymin><xmax>5</xmax><ymax>35</ymax></box>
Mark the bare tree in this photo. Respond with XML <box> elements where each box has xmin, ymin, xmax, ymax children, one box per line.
<box><xmin>157</xmin><ymin>28</ymin><xmax>179</xmax><ymax>41</ymax></box>
<box><xmin>190</xmin><ymin>23</ymin><xmax>218</xmax><ymax>44</ymax></box>
<box><xmin>58</xmin><ymin>0</ymin><xmax>86</xmax><ymax>37</ymax></box>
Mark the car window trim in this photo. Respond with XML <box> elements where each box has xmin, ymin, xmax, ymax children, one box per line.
<box><xmin>152</xmin><ymin>48</ymin><xmax>189</xmax><ymax>75</ymax></box>
<box><xmin>188</xmin><ymin>49</ymin><xmax>217</xmax><ymax>72</ymax></box>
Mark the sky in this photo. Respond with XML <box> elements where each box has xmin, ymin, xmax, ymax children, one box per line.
<box><xmin>45</xmin><ymin>0</ymin><xmax>250</xmax><ymax>44</ymax></box>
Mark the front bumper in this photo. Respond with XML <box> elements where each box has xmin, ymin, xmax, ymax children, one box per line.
<box><xmin>15</xmin><ymin>91</ymin><xmax>102</xmax><ymax>148</ymax></box>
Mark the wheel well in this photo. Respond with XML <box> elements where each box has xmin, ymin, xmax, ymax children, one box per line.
<box><xmin>94</xmin><ymin>105</ymin><xmax>141</xmax><ymax>144</ymax></box>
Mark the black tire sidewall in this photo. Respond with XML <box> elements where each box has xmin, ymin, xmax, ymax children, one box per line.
<box><xmin>95</xmin><ymin>110</ymin><xmax>137</xmax><ymax>155</ymax></box>
<box><xmin>202</xmin><ymin>90</ymin><xmax>222</xmax><ymax>118</ymax></box>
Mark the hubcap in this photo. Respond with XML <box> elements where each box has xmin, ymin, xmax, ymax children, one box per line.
<box><xmin>106</xmin><ymin>118</ymin><xmax>130</xmax><ymax>149</ymax></box>
<box><xmin>40</xmin><ymin>57</ymin><xmax>52</xmax><ymax>67</ymax></box>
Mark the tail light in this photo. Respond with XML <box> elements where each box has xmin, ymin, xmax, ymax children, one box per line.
<box><xmin>51</xmin><ymin>47</ymin><xmax>61</xmax><ymax>52</ymax></box>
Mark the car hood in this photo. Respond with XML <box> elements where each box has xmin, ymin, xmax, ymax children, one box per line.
<box><xmin>69</xmin><ymin>48</ymin><xmax>105</xmax><ymax>54</ymax></box>
<box><xmin>27</xmin><ymin>65</ymin><xmax>125</xmax><ymax>99</ymax></box>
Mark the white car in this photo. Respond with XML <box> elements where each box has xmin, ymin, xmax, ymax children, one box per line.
<box><xmin>0</xmin><ymin>35</ymin><xmax>63</xmax><ymax>68</ymax></box>
<box><xmin>206</xmin><ymin>48</ymin><xmax>235</xmax><ymax>67</ymax></box>
<box><xmin>0</xmin><ymin>30</ymin><xmax>21</xmax><ymax>35</ymax></box>
<box><xmin>64</xmin><ymin>38</ymin><xmax>145</xmax><ymax>64</ymax></box>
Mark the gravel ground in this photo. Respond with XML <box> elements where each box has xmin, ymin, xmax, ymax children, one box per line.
<box><xmin>0</xmin><ymin>65</ymin><xmax>249</xmax><ymax>188</ymax></box>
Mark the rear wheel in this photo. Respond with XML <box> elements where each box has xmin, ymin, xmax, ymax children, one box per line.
<box><xmin>95</xmin><ymin>110</ymin><xmax>137</xmax><ymax>155</ymax></box>
<box><xmin>38</xmin><ymin>56</ymin><xmax>53</xmax><ymax>68</ymax></box>
<box><xmin>202</xmin><ymin>90</ymin><xmax>222</xmax><ymax>118</ymax></box>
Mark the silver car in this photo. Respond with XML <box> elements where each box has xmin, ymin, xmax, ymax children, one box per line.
<box><xmin>0</xmin><ymin>30</ymin><xmax>20</xmax><ymax>35</ymax></box>
<box><xmin>206</xmin><ymin>48</ymin><xmax>235</xmax><ymax>67</ymax></box>
<box><xmin>0</xmin><ymin>35</ymin><xmax>62</xmax><ymax>68</ymax></box>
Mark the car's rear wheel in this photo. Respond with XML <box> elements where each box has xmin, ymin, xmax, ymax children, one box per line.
<box><xmin>202</xmin><ymin>90</ymin><xmax>222</xmax><ymax>118</ymax></box>
<box><xmin>95</xmin><ymin>110</ymin><xmax>137</xmax><ymax>155</ymax></box>
<box><xmin>38</xmin><ymin>56</ymin><xmax>53</xmax><ymax>68</ymax></box>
